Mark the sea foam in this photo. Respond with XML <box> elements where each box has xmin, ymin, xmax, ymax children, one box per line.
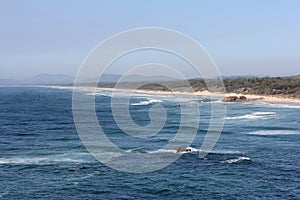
<box><xmin>148</xmin><ymin>148</ymin><xmax>240</xmax><ymax>155</ymax></box>
<box><xmin>222</xmin><ymin>156</ymin><xmax>251</xmax><ymax>164</ymax></box>
<box><xmin>0</xmin><ymin>153</ymin><xmax>93</xmax><ymax>165</ymax></box>
<box><xmin>248</xmin><ymin>130</ymin><xmax>300</xmax><ymax>136</ymax></box>
<box><xmin>256</xmin><ymin>102</ymin><xmax>300</xmax><ymax>109</ymax></box>
<box><xmin>226</xmin><ymin>112</ymin><xmax>277</xmax><ymax>120</ymax></box>
<box><xmin>85</xmin><ymin>92</ymin><xmax>112</xmax><ymax>97</ymax></box>
<box><xmin>131</xmin><ymin>98</ymin><xmax>163</xmax><ymax>106</ymax></box>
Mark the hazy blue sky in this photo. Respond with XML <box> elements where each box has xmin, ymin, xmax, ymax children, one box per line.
<box><xmin>1</xmin><ymin>0</ymin><xmax>300</xmax><ymax>79</ymax></box>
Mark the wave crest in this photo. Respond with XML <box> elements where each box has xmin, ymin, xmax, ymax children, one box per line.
<box><xmin>222</xmin><ymin>156</ymin><xmax>251</xmax><ymax>164</ymax></box>
<box><xmin>226</xmin><ymin>112</ymin><xmax>277</xmax><ymax>120</ymax></box>
<box><xmin>131</xmin><ymin>98</ymin><xmax>163</xmax><ymax>106</ymax></box>
<box><xmin>248</xmin><ymin>130</ymin><xmax>300</xmax><ymax>136</ymax></box>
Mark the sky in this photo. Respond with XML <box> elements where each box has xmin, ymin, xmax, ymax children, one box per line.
<box><xmin>0</xmin><ymin>0</ymin><xmax>300</xmax><ymax>79</ymax></box>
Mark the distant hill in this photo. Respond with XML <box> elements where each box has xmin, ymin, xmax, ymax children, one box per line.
<box><xmin>0</xmin><ymin>79</ymin><xmax>19</xmax><ymax>85</ymax></box>
<box><xmin>0</xmin><ymin>73</ymin><xmax>182</xmax><ymax>86</ymax></box>
<box><xmin>87</xmin><ymin>74</ymin><xmax>181</xmax><ymax>83</ymax></box>
<box><xmin>222</xmin><ymin>76</ymin><xmax>300</xmax><ymax>98</ymax></box>
<box><xmin>23</xmin><ymin>74</ymin><xmax>75</xmax><ymax>85</ymax></box>
<box><xmin>114</xmin><ymin>74</ymin><xmax>180</xmax><ymax>82</ymax></box>
<box><xmin>0</xmin><ymin>74</ymin><xmax>74</xmax><ymax>85</ymax></box>
<box><xmin>221</xmin><ymin>75</ymin><xmax>257</xmax><ymax>79</ymax></box>
<box><xmin>98</xmin><ymin>75</ymin><xmax>300</xmax><ymax>99</ymax></box>
<box><xmin>1</xmin><ymin>73</ymin><xmax>299</xmax><ymax>98</ymax></box>
<box><xmin>189</xmin><ymin>76</ymin><xmax>300</xmax><ymax>98</ymax></box>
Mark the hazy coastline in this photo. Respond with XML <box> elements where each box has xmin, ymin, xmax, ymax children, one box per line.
<box><xmin>45</xmin><ymin>85</ymin><xmax>300</xmax><ymax>104</ymax></box>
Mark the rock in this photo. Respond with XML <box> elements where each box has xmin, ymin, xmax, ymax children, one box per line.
<box><xmin>239</xmin><ymin>96</ymin><xmax>247</xmax><ymax>101</ymax></box>
<box><xmin>223</xmin><ymin>95</ymin><xmax>248</xmax><ymax>102</ymax></box>
<box><xmin>175</xmin><ymin>148</ymin><xmax>192</xmax><ymax>153</ymax></box>
<box><xmin>223</xmin><ymin>96</ymin><xmax>238</xmax><ymax>102</ymax></box>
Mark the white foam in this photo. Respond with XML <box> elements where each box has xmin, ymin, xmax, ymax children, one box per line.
<box><xmin>149</xmin><ymin>149</ymin><xmax>178</xmax><ymax>154</ymax></box>
<box><xmin>226</xmin><ymin>114</ymin><xmax>264</xmax><ymax>120</ymax></box>
<box><xmin>222</xmin><ymin>156</ymin><xmax>251</xmax><ymax>164</ymax></box>
<box><xmin>274</xmin><ymin>104</ymin><xmax>300</xmax><ymax>109</ymax></box>
<box><xmin>0</xmin><ymin>157</ymin><xmax>83</xmax><ymax>165</ymax></box>
<box><xmin>256</xmin><ymin>102</ymin><xmax>300</xmax><ymax>109</ymax></box>
<box><xmin>248</xmin><ymin>130</ymin><xmax>300</xmax><ymax>136</ymax></box>
<box><xmin>148</xmin><ymin>147</ymin><xmax>198</xmax><ymax>154</ymax></box>
<box><xmin>209</xmin><ymin>150</ymin><xmax>241</xmax><ymax>155</ymax></box>
<box><xmin>210</xmin><ymin>99</ymin><xmax>223</xmax><ymax>104</ymax></box>
<box><xmin>148</xmin><ymin>148</ymin><xmax>240</xmax><ymax>155</ymax></box>
<box><xmin>85</xmin><ymin>92</ymin><xmax>112</xmax><ymax>97</ymax></box>
<box><xmin>226</xmin><ymin>111</ymin><xmax>277</xmax><ymax>120</ymax></box>
<box><xmin>131</xmin><ymin>98</ymin><xmax>163</xmax><ymax>106</ymax></box>
<box><xmin>0</xmin><ymin>153</ymin><xmax>93</xmax><ymax>165</ymax></box>
<box><xmin>199</xmin><ymin>99</ymin><xmax>223</xmax><ymax>104</ymax></box>
<box><xmin>252</xmin><ymin>112</ymin><xmax>277</xmax><ymax>115</ymax></box>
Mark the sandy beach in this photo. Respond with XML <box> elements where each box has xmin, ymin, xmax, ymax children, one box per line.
<box><xmin>45</xmin><ymin>85</ymin><xmax>300</xmax><ymax>104</ymax></box>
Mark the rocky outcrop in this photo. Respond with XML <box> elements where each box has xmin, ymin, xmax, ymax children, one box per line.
<box><xmin>239</xmin><ymin>95</ymin><xmax>247</xmax><ymax>101</ymax></box>
<box><xmin>223</xmin><ymin>95</ymin><xmax>248</xmax><ymax>102</ymax></box>
<box><xmin>223</xmin><ymin>95</ymin><xmax>264</xmax><ymax>102</ymax></box>
<box><xmin>175</xmin><ymin>148</ymin><xmax>192</xmax><ymax>153</ymax></box>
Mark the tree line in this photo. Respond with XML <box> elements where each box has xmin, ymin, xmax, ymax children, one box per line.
<box><xmin>97</xmin><ymin>76</ymin><xmax>300</xmax><ymax>99</ymax></box>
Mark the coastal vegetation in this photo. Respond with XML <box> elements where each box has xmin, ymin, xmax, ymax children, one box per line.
<box><xmin>97</xmin><ymin>76</ymin><xmax>300</xmax><ymax>99</ymax></box>
<box><xmin>222</xmin><ymin>76</ymin><xmax>300</xmax><ymax>98</ymax></box>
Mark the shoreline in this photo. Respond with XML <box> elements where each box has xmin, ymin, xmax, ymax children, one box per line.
<box><xmin>43</xmin><ymin>85</ymin><xmax>300</xmax><ymax>104</ymax></box>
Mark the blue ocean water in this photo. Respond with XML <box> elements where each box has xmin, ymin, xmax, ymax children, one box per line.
<box><xmin>0</xmin><ymin>87</ymin><xmax>300</xmax><ymax>199</ymax></box>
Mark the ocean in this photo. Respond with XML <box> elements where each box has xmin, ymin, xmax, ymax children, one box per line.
<box><xmin>0</xmin><ymin>87</ymin><xmax>299</xmax><ymax>199</ymax></box>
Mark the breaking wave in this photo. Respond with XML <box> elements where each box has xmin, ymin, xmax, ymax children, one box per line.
<box><xmin>148</xmin><ymin>148</ymin><xmax>240</xmax><ymax>155</ymax></box>
<box><xmin>222</xmin><ymin>157</ymin><xmax>251</xmax><ymax>164</ymax></box>
<box><xmin>226</xmin><ymin>112</ymin><xmax>277</xmax><ymax>120</ymax></box>
<box><xmin>256</xmin><ymin>102</ymin><xmax>300</xmax><ymax>109</ymax></box>
<box><xmin>247</xmin><ymin>130</ymin><xmax>300</xmax><ymax>136</ymax></box>
<box><xmin>131</xmin><ymin>98</ymin><xmax>163</xmax><ymax>106</ymax></box>
<box><xmin>0</xmin><ymin>153</ymin><xmax>94</xmax><ymax>165</ymax></box>
<box><xmin>85</xmin><ymin>92</ymin><xmax>112</xmax><ymax>97</ymax></box>
<box><xmin>149</xmin><ymin>147</ymin><xmax>198</xmax><ymax>154</ymax></box>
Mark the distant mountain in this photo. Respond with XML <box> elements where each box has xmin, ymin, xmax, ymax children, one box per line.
<box><xmin>100</xmin><ymin>74</ymin><xmax>122</xmax><ymax>83</ymax></box>
<box><xmin>0</xmin><ymin>78</ymin><xmax>19</xmax><ymax>85</ymax></box>
<box><xmin>81</xmin><ymin>74</ymin><xmax>181</xmax><ymax>83</ymax></box>
<box><xmin>0</xmin><ymin>73</ymin><xmax>182</xmax><ymax>86</ymax></box>
<box><xmin>113</xmin><ymin>74</ymin><xmax>181</xmax><ymax>82</ymax></box>
<box><xmin>291</xmin><ymin>75</ymin><xmax>300</xmax><ymax>79</ymax></box>
<box><xmin>220</xmin><ymin>74</ymin><xmax>299</xmax><ymax>79</ymax></box>
<box><xmin>221</xmin><ymin>75</ymin><xmax>260</xmax><ymax>79</ymax></box>
<box><xmin>23</xmin><ymin>74</ymin><xmax>74</xmax><ymax>85</ymax></box>
<box><xmin>0</xmin><ymin>74</ymin><xmax>74</xmax><ymax>85</ymax></box>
